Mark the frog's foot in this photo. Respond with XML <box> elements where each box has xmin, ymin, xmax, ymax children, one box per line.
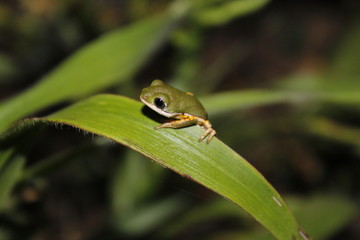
<box><xmin>198</xmin><ymin>128</ymin><xmax>216</xmax><ymax>144</ymax></box>
<box><xmin>197</xmin><ymin>119</ymin><xmax>216</xmax><ymax>144</ymax></box>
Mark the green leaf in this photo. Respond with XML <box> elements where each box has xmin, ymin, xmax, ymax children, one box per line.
<box><xmin>11</xmin><ymin>94</ymin><xmax>307</xmax><ymax>240</ymax></box>
<box><xmin>200</xmin><ymin>90</ymin><xmax>293</xmax><ymax>116</ymax></box>
<box><xmin>117</xmin><ymin>195</ymin><xmax>187</xmax><ymax>235</ymax></box>
<box><xmin>306</xmin><ymin>117</ymin><xmax>360</xmax><ymax>148</ymax></box>
<box><xmin>194</xmin><ymin>0</ymin><xmax>270</xmax><ymax>26</ymax></box>
<box><xmin>0</xmin><ymin>148</ymin><xmax>14</xmax><ymax>170</ymax></box>
<box><xmin>277</xmin><ymin>72</ymin><xmax>360</xmax><ymax>106</ymax></box>
<box><xmin>328</xmin><ymin>23</ymin><xmax>360</xmax><ymax>83</ymax></box>
<box><xmin>20</xmin><ymin>144</ymin><xmax>93</xmax><ymax>181</ymax></box>
<box><xmin>164</xmin><ymin>195</ymin><xmax>358</xmax><ymax>240</ymax></box>
<box><xmin>0</xmin><ymin>54</ymin><xmax>16</xmax><ymax>81</ymax></box>
<box><xmin>110</xmin><ymin>150</ymin><xmax>165</xmax><ymax>225</ymax></box>
<box><xmin>287</xmin><ymin>195</ymin><xmax>358</xmax><ymax>240</ymax></box>
<box><xmin>0</xmin><ymin>13</ymin><xmax>178</xmax><ymax>133</ymax></box>
<box><xmin>160</xmin><ymin>198</ymin><xmax>252</xmax><ymax>239</ymax></box>
<box><xmin>0</xmin><ymin>155</ymin><xmax>25</xmax><ymax>210</ymax></box>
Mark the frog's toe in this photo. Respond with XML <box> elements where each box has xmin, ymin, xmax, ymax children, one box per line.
<box><xmin>198</xmin><ymin>135</ymin><xmax>205</xmax><ymax>142</ymax></box>
<box><xmin>206</xmin><ymin>130</ymin><xmax>216</xmax><ymax>144</ymax></box>
<box><xmin>198</xmin><ymin>128</ymin><xmax>216</xmax><ymax>143</ymax></box>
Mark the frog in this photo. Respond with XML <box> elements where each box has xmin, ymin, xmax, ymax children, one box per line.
<box><xmin>140</xmin><ymin>80</ymin><xmax>216</xmax><ymax>143</ymax></box>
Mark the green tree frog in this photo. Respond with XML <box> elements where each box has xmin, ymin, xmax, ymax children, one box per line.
<box><xmin>140</xmin><ymin>80</ymin><xmax>216</xmax><ymax>143</ymax></box>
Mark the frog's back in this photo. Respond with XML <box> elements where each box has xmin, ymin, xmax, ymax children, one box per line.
<box><xmin>181</xmin><ymin>94</ymin><xmax>207</xmax><ymax>119</ymax></box>
<box><xmin>171</xmin><ymin>90</ymin><xmax>207</xmax><ymax>119</ymax></box>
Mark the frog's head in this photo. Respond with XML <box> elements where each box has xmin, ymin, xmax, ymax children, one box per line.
<box><xmin>140</xmin><ymin>80</ymin><xmax>178</xmax><ymax>118</ymax></box>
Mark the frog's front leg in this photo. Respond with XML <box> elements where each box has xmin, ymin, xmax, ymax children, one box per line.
<box><xmin>155</xmin><ymin>116</ymin><xmax>198</xmax><ymax>129</ymax></box>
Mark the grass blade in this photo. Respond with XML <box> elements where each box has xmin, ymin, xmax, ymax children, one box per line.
<box><xmin>0</xmin><ymin>155</ymin><xmax>25</xmax><ymax>210</ymax></box>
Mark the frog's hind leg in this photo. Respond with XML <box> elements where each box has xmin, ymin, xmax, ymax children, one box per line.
<box><xmin>155</xmin><ymin>117</ymin><xmax>198</xmax><ymax>129</ymax></box>
<box><xmin>156</xmin><ymin>116</ymin><xmax>216</xmax><ymax>144</ymax></box>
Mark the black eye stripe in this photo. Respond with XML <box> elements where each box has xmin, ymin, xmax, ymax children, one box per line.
<box><xmin>154</xmin><ymin>97</ymin><xmax>166</xmax><ymax>109</ymax></box>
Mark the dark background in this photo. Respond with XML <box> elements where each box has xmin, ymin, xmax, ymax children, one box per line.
<box><xmin>0</xmin><ymin>0</ymin><xmax>359</xmax><ymax>239</ymax></box>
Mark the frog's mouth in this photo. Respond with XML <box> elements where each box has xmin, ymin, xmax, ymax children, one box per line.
<box><xmin>140</xmin><ymin>96</ymin><xmax>177</xmax><ymax>118</ymax></box>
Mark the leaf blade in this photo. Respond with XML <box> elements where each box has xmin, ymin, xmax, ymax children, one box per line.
<box><xmin>31</xmin><ymin>94</ymin><xmax>306</xmax><ymax>240</ymax></box>
<box><xmin>0</xmin><ymin>13</ymin><xmax>177</xmax><ymax>133</ymax></box>
<box><xmin>194</xmin><ymin>0</ymin><xmax>270</xmax><ymax>26</ymax></box>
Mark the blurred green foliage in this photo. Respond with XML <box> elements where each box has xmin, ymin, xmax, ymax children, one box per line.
<box><xmin>0</xmin><ymin>0</ymin><xmax>359</xmax><ymax>239</ymax></box>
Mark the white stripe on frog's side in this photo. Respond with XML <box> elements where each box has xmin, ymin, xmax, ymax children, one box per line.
<box><xmin>140</xmin><ymin>97</ymin><xmax>180</xmax><ymax>118</ymax></box>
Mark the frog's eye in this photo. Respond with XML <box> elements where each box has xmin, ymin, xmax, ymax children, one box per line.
<box><xmin>154</xmin><ymin>97</ymin><xmax>166</xmax><ymax>109</ymax></box>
